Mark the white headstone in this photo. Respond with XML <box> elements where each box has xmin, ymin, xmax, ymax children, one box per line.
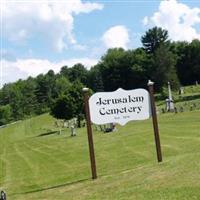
<box><xmin>167</xmin><ymin>82</ymin><xmax>174</xmax><ymax>112</ymax></box>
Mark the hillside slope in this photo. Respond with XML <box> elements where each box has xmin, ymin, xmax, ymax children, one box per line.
<box><xmin>0</xmin><ymin>111</ymin><xmax>200</xmax><ymax>199</ymax></box>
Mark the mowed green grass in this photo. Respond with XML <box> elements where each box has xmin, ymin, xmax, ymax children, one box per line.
<box><xmin>0</xmin><ymin>111</ymin><xmax>200</xmax><ymax>200</ymax></box>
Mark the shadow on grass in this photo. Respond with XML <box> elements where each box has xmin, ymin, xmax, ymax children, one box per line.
<box><xmin>15</xmin><ymin>178</ymin><xmax>90</xmax><ymax>195</ymax></box>
<box><xmin>37</xmin><ymin>130</ymin><xmax>59</xmax><ymax>137</ymax></box>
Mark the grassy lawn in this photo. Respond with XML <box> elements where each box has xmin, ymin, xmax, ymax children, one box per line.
<box><xmin>0</xmin><ymin>111</ymin><xmax>200</xmax><ymax>199</ymax></box>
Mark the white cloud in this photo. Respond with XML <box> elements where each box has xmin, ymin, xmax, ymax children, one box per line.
<box><xmin>143</xmin><ymin>0</ymin><xmax>200</xmax><ymax>42</ymax></box>
<box><xmin>142</xmin><ymin>16</ymin><xmax>148</xmax><ymax>26</ymax></box>
<box><xmin>2</xmin><ymin>0</ymin><xmax>103</xmax><ymax>52</ymax></box>
<box><xmin>1</xmin><ymin>58</ymin><xmax>98</xmax><ymax>85</ymax></box>
<box><xmin>72</xmin><ymin>44</ymin><xmax>88</xmax><ymax>51</ymax></box>
<box><xmin>102</xmin><ymin>25</ymin><xmax>130</xmax><ymax>49</ymax></box>
<box><xmin>1</xmin><ymin>60</ymin><xmax>28</xmax><ymax>86</ymax></box>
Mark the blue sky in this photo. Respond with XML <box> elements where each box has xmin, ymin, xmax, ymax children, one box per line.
<box><xmin>1</xmin><ymin>0</ymin><xmax>200</xmax><ymax>86</ymax></box>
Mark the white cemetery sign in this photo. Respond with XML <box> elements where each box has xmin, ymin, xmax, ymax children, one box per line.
<box><xmin>89</xmin><ymin>88</ymin><xmax>151</xmax><ymax>126</ymax></box>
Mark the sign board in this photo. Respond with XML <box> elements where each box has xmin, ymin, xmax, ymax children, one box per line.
<box><xmin>89</xmin><ymin>88</ymin><xmax>151</xmax><ymax>125</ymax></box>
<box><xmin>83</xmin><ymin>83</ymin><xmax>162</xmax><ymax>180</ymax></box>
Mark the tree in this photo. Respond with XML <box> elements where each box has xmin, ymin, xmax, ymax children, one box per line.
<box><xmin>92</xmin><ymin>70</ymin><xmax>104</xmax><ymax>92</ymax></box>
<box><xmin>173</xmin><ymin>40</ymin><xmax>200</xmax><ymax>85</ymax></box>
<box><xmin>97</xmin><ymin>48</ymin><xmax>149</xmax><ymax>91</ymax></box>
<box><xmin>5</xmin><ymin>83</ymin><xmax>23</xmax><ymax>120</ymax></box>
<box><xmin>88</xmin><ymin>66</ymin><xmax>104</xmax><ymax>92</ymax></box>
<box><xmin>98</xmin><ymin>48</ymin><xmax>133</xmax><ymax>91</ymax></box>
<box><xmin>152</xmin><ymin>44</ymin><xmax>179</xmax><ymax>91</ymax></box>
<box><xmin>141</xmin><ymin>27</ymin><xmax>179</xmax><ymax>91</ymax></box>
<box><xmin>50</xmin><ymin>95</ymin><xmax>75</xmax><ymax>121</ymax></box>
<box><xmin>0</xmin><ymin>105</ymin><xmax>12</xmax><ymax>125</ymax></box>
<box><xmin>0</xmin><ymin>80</ymin><xmax>36</xmax><ymax>120</ymax></box>
<box><xmin>19</xmin><ymin>78</ymin><xmax>37</xmax><ymax>116</ymax></box>
<box><xmin>35</xmin><ymin>70</ymin><xmax>56</xmax><ymax>114</ymax></box>
<box><xmin>35</xmin><ymin>74</ymin><xmax>50</xmax><ymax>114</ymax></box>
<box><xmin>55</xmin><ymin>76</ymin><xmax>71</xmax><ymax>98</ymax></box>
<box><xmin>50</xmin><ymin>81</ymin><xmax>85</xmax><ymax>127</ymax></box>
<box><xmin>68</xmin><ymin>63</ymin><xmax>89</xmax><ymax>85</ymax></box>
<box><xmin>68</xmin><ymin>81</ymin><xmax>85</xmax><ymax>127</ymax></box>
<box><xmin>60</xmin><ymin>65</ymin><xmax>69</xmax><ymax>78</ymax></box>
<box><xmin>141</xmin><ymin>26</ymin><xmax>169</xmax><ymax>54</ymax></box>
<box><xmin>127</xmin><ymin>48</ymin><xmax>150</xmax><ymax>89</ymax></box>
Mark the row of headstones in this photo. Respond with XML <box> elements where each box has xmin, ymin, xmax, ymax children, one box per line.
<box><xmin>55</xmin><ymin>119</ymin><xmax>117</xmax><ymax>135</ymax></box>
<box><xmin>54</xmin><ymin>118</ymin><xmax>84</xmax><ymax>136</ymax></box>
<box><xmin>178</xmin><ymin>81</ymin><xmax>199</xmax><ymax>95</ymax></box>
<box><xmin>95</xmin><ymin>123</ymin><xmax>117</xmax><ymax>133</ymax></box>
<box><xmin>161</xmin><ymin>102</ymin><xmax>200</xmax><ymax>114</ymax></box>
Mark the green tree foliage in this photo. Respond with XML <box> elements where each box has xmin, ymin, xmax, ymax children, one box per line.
<box><xmin>55</xmin><ymin>76</ymin><xmax>71</xmax><ymax>98</ymax></box>
<box><xmin>141</xmin><ymin>27</ymin><xmax>179</xmax><ymax>91</ymax></box>
<box><xmin>127</xmin><ymin>48</ymin><xmax>150</xmax><ymax>89</ymax></box>
<box><xmin>2</xmin><ymin>83</ymin><xmax>23</xmax><ymax>120</ymax></box>
<box><xmin>60</xmin><ymin>64</ymin><xmax>89</xmax><ymax>85</ymax></box>
<box><xmin>50</xmin><ymin>81</ymin><xmax>84</xmax><ymax>127</ymax></box>
<box><xmin>35</xmin><ymin>75</ymin><xmax>50</xmax><ymax>114</ymax></box>
<box><xmin>172</xmin><ymin>40</ymin><xmax>200</xmax><ymax>85</ymax></box>
<box><xmin>88</xmin><ymin>66</ymin><xmax>104</xmax><ymax>92</ymax></box>
<box><xmin>0</xmin><ymin>79</ymin><xmax>38</xmax><ymax>120</ymax></box>
<box><xmin>141</xmin><ymin>26</ymin><xmax>169</xmax><ymax>54</ymax></box>
<box><xmin>0</xmin><ymin>105</ymin><xmax>12</xmax><ymax>125</ymax></box>
<box><xmin>152</xmin><ymin>44</ymin><xmax>179</xmax><ymax>91</ymax></box>
<box><xmin>96</xmin><ymin>48</ymin><xmax>149</xmax><ymax>91</ymax></box>
<box><xmin>35</xmin><ymin>70</ymin><xmax>56</xmax><ymax>114</ymax></box>
<box><xmin>92</xmin><ymin>71</ymin><xmax>104</xmax><ymax>92</ymax></box>
<box><xmin>0</xmin><ymin>27</ymin><xmax>199</xmax><ymax>125</ymax></box>
<box><xmin>98</xmin><ymin>48</ymin><xmax>130</xmax><ymax>91</ymax></box>
<box><xmin>19</xmin><ymin>78</ymin><xmax>38</xmax><ymax>116</ymax></box>
<box><xmin>50</xmin><ymin>95</ymin><xmax>75</xmax><ymax>121</ymax></box>
<box><xmin>68</xmin><ymin>63</ymin><xmax>88</xmax><ymax>85</ymax></box>
<box><xmin>60</xmin><ymin>65</ymin><xmax>69</xmax><ymax>77</ymax></box>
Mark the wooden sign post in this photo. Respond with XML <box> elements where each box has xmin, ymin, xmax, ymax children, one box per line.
<box><xmin>148</xmin><ymin>80</ymin><xmax>162</xmax><ymax>162</ymax></box>
<box><xmin>83</xmin><ymin>83</ymin><xmax>162</xmax><ymax>180</ymax></box>
<box><xmin>82</xmin><ymin>88</ymin><xmax>97</xmax><ymax>179</ymax></box>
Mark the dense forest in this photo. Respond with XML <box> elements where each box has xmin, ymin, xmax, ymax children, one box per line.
<box><xmin>0</xmin><ymin>27</ymin><xmax>200</xmax><ymax>125</ymax></box>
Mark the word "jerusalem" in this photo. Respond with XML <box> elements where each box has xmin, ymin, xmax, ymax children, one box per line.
<box><xmin>96</xmin><ymin>95</ymin><xmax>144</xmax><ymax>105</ymax></box>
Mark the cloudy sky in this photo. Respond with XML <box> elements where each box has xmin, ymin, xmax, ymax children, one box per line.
<box><xmin>1</xmin><ymin>0</ymin><xmax>200</xmax><ymax>87</ymax></box>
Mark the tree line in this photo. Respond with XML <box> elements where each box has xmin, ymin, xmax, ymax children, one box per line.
<box><xmin>0</xmin><ymin>27</ymin><xmax>200</xmax><ymax>125</ymax></box>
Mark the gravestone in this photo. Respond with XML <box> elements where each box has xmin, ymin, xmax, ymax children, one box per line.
<box><xmin>165</xmin><ymin>98</ymin><xmax>174</xmax><ymax>112</ymax></box>
<box><xmin>180</xmin><ymin>106</ymin><xmax>184</xmax><ymax>112</ymax></box>
<box><xmin>104</xmin><ymin>123</ymin><xmax>117</xmax><ymax>133</ymax></box>
<box><xmin>166</xmin><ymin>82</ymin><xmax>174</xmax><ymax>112</ymax></box>
<box><xmin>70</xmin><ymin>124</ymin><xmax>76</xmax><ymax>136</ymax></box>
<box><xmin>63</xmin><ymin>120</ymin><xmax>68</xmax><ymax>128</ymax></box>
<box><xmin>55</xmin><ymin>121</ymin><xmax>59</xmax><ymax>128</ymax></box>
<box><xmin>0</xmin><ymin>191</ymin><xmax>6</xmax><ymax>200</ymax></box>
<box><xmin>179</xmin><ymin>87</ymin><xmax>184</xmax><ymax>95</ymax></box>
<box><xmin>104</xmin><ymin>123</ymin><xmax>113</xmax><ymax>133</ymax></box>
<box><xmin>55</xmin><ymin>121</ymin><xmax>62</xmax><ymax>134</ymax></box>
<box><xmin>112</xmin><ymin>123</ymin><xmax>117</xmax><ymax>131</ymax></box>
